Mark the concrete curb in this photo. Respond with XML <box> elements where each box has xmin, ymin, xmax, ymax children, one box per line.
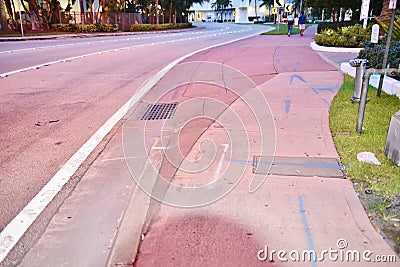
<box><xmin>310</xmin><ymin>41</ymin><xmax>362</xmax><ymax>53</ymax></box>
<box><xmin>341</xmin><ymin>62</ymin><xmax>400</xmax><ymax>99</ymax></box>
<box><xmin>106</xmin><ymin>142</ymin><xmax>162</xmax><ymax>266</ymax></box>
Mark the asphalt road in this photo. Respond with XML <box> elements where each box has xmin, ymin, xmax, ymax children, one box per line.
<box><xmin>0</xmin><ymin>23</ymin><xmax>272</xmax><ymax>232</ymax></box>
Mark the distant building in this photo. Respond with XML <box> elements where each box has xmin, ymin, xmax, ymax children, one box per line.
<box><xmin>189</xmin><ymin>0</ymin><xmax>294</xmax><ymax>23</ymax></box>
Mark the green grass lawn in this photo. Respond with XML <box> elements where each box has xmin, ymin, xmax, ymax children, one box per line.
<box><xmin>0</xmin><ymin>31</ymin><xmax>71</xmax><ymax>37</ymax></box>
<box><xmin>261</xmin><ymin>24</ymin><xmax>304</xmax><ymax>35</ymax></box>
<box><xmin>330</xmin><ymin>74</ymin><xmax>400</xmax><ymax>199</ymax></box>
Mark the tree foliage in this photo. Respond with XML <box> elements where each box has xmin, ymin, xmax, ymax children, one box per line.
<box><xmin>0</xmin><ymin>0</ymin><xmax>204</xmax><ymax>31</ymax></box>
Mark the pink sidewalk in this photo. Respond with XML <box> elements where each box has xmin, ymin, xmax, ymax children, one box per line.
<box><xmin>130</xmin><ymin>34</ymin><xmax>398</xmax><ymax>266</ymax></box>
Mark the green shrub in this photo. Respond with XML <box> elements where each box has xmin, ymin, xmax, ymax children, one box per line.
<box><xmin>51</xmin><ymin>23</ymin><xmax>119</xmax><ymax>33</ymax></box>
<box><xmin>314</xmin><ymin>24</ymin><xmax>371</xmax><ymax>48</ymax></box>
<box><xmin>317</xmin><ymin>20</ymin><xmax>359</xmax><ymax>34</ymax></box>
<box><xmin>358</xmin><ymin>39</ymin><xmax>400</xmax><ymax>79</ymax></box>
<box><xmin>76</xmin><ymin>24</ymin><xmax>97</xmax><ymax>32</ymax></box>
<box><xmin>130</xmin><ymin>23</ymin><xmax>192</xmax><ymax>32</ymax></box>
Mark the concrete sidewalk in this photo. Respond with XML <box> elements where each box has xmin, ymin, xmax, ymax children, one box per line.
<box><xmin>14</xmin><ymin>27</ymin><xmax>399</xmax><ymax>267</ymax></box>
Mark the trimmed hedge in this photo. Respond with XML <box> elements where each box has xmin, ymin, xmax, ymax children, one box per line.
<box><xmin>130</xmin><ymin>23</ymin><xmax>192</xmax><ymax>32</ymax></box>
<box><xmin>314</xmin><ymin>24</ymin><xmax>371</xmax><ymax>48</ymax></box>
<box><xmin>358</xmin><ymin>39</ymin><xmax>400</xmax><ymax>79</ymax></box>
<box><xmin>317</xmin><ymin>20</ymin><xmax>360</xmax><ymax>34</ymax></box>
<box><xmin>51</xmin><ymin>23</ymin><xmax>119</xmax><ymax>33</ymax></box>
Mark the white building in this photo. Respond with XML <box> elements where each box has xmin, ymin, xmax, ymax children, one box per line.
<box><xmin>189</xmin><ymin>0</ymin><xmax>289</xmax><ymax>24</ymax></box>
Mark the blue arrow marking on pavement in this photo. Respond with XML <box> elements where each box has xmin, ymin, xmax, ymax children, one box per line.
<box><xmin>311</xmin><ymin>87</ymin><xmax>319</xmax><ymax>95</ymax></box>
<box><xmin>290</xmin><ymin>74</ymin><xmax>307</xmax><ymax>85</ymax></box>
<box><xmin>322</xmin><ymin>98</ymin><xmax>331</xmax><ymax>106</ymax></box>
<box><xmin>317</xmin><ymin>87</ymin><xmax>334</xmax><ymax>93</ymax></box>
<box><xmin>299</xmin><ymin>196</ymin><xmax>318</xmax><ymax>267</ymax></box>
<box><xmin>285</xmin><ymin>99</ymin><xmax>291</xmax><ymax>115</ymax></box>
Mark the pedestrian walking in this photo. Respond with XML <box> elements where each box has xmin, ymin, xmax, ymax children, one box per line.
<box><xmin>298</xmin><ymin>12</ymin><xmax>307</xmax><ymax>36</ymax></box>
<box><xmin>286</xmin><ymin>13</ymin><xmax>294</xmax><ymax>37</ymax></box>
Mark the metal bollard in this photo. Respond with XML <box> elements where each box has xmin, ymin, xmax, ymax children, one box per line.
<box><xmin>356</xmin><ymin>67</ymin><xmax>400</xmax><ymax>134</ymax></box>
<box><xmin>349</xmin><ymin>59</ymin><xmax>369</xmax><ymax>103</ymax></box>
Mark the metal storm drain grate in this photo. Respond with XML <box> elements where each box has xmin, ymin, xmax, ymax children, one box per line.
<box><xmin>140</xmin><ymin>103</ymin><xmax>178</xmax><ymax>120</ymax></box>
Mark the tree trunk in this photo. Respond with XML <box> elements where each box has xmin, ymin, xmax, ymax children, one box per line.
<box><xmin>0</xmin><ymin>0</ymin><xmax>7</xmax><ymax>29</ymax></box>
<box><xmin>27</xmin><ymin>0</ymin><xmax>43</xmax><ymax>29</ymax></box>
<box><xmin>156</xmin><ymin>0</ymin><xmax>159</xmax><ymax>24</ymax></box>
<box><xmin>4</xmin><ymin>0</ymin><xmax>15</xmax><ymax>26</ymax></box>
<box><xmin>254</xmin><ymin>0</ymin><xmax>257</xmax><ymax>22</ymax></box>
<box><xmin>169</xmin><ymin>0</ymin><xmax>172</xmax><ymax>23</ymax></box>
<box><xmin>79</xmin><ymin>0</ymin><xmax>86</xmax><ymax>23</ymax></box>
<box><xmin>380</xmin><ymin>0</ymin><xmax>393</xmax><ymax>21</ymax></box>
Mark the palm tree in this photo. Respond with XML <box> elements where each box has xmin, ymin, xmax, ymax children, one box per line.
<box><xmin>4</xmin><ymin>0</ymin><xmax>15</xmax><ymax>28</ymax></box>
<box><xmin>0</xmin><ymin>0</ymin><xmax>7</xmax><ymax>30</ymax></box>
<box><xmin>380</xmin><ymin>0</ymin><xmax>395</xmax><ymax>21</ymax></box>
<box><xmin>250</xmin><ymin>0</ymin><xmax>258</xmax><ymax>22</ymax></box>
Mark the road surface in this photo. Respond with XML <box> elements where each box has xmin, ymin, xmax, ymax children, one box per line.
<box><xmin>0</xmin><ymin>22</ymin><xmax>270</xmax><ymax>232</ymax></box>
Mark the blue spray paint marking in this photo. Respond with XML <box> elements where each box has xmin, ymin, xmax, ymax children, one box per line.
<box><xmin>229</xmin><ymin>158</ymin><xmax>253</xmax><ymax>166</ymax></box>
<box><xmin>321</xmin><ymin>98</ymin><xmax>331</xmax><ymax>107</ymax></box>
<box><xmin>290</xmin><ymin>74</ymin><xmax>307</xmax><ymax>85</ymax></box>
<box><xmin>285</xmin><ymin>99</ymin><xmax>291</xmax><ymax>115</ymax></box>
<box><xmin>311</xmin><ymin>87</ymin><xmax>319</xmax><ymax>95</ymax></box>
<box><xmin>298</xmin><ymin>196</ymin><xmax>318</xmax><ymax>267</ymax></box>
<box><xmin>317</xmin><ymin>87</ymin><xmax>334</xmax><ymax>93</ymax></box>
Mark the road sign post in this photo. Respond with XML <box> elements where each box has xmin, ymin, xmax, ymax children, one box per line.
<box><xmin>377</xmin><ymin>0</ymin><xmax>397</xmax><ymax>97</ymax></box>
<box><xmin>360</xmin><ymin>0</ymin><xmax>370</xmax><ymax>28</ymax></box>
<box><xmin>274</xmin><ymin>0</ymin><xmax>284</xmax><ymax>33</ymax></box>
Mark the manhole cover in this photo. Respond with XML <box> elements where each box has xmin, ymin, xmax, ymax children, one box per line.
<box><xmin>253</xmin><ymin>156</ymin><xmax>345</xmax><ymax>178</ymax></box>
<box><xmin>140</xmin><ymin>103</ymin><xmax>178</xmax><ymax>120</ymax></box>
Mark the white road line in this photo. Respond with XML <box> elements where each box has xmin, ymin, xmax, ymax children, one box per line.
<box><xmin>0</xmin><ymin>30</ymin><xmax>246</xmax><ymax>78</ymax></box>
<box><xmin>0</xmin><ymin>29</ymin><xmax>262</xmax><ymax>263</ymax></box>
<box><xmin>0</xmin><ymin>28</ymin><xmax>228</xmax><ymax>54</ymax></box>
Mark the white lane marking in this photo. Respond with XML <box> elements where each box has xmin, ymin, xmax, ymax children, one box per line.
<box><xmin>0</xmin><ymin>28</ymin><xmax>262</xmax><ymax>263</ymax></box>
<box><xmin>214</xmin><ymin>144</ymin><xmax>229</xmax><ymax>179</ymax></box>
<box><xmin>0</xmin><ymin>29</ymin><xmax>247</xmax><ymax>78</ymax></box>
<box><xmin>0</xmin><ymin>28</ymin><xmax>229</xmax><ymax>54</ymax></box>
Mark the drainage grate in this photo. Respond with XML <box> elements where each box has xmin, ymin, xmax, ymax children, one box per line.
<box><xmin>140</xmin><ymin>103</ymin><xmax>178</xmax><ymax>120</ymax></box>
